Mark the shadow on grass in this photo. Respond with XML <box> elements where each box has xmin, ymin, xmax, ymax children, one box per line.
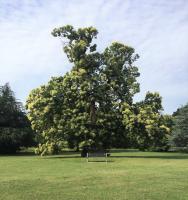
<box><xmin>110</xmin><ymin>149</ymin><xmax>139</xmax><ymax>153</ymax></box>
<box><xmin>1</xmin><ymin>149</ymin><xmax>188</xmax><ymax>160</ymax></box>
<box><xmin>0</xmin><ymin>150</ymin><xmax>80</xmax><ymax>157</ymax></box>
<box><xmin>40</xmin><ymin>149</ymin><xmax>188</xmax><ymax>160</ymax></box>
<box><xmin>44</xmin><ymin>155</ymin><xmax>81</xmax><ymax>159</ymax></box>
<box><xmin>43</xmin><ymin>153</ymin><xmax>188</xmax><ymax>162</ymax></box>
<box><xmin>0</xmin><ymin>151</ymin><xmax>36</xmax><ymax>157</ymax></box>
<box><xmin>45</xmin><ymin>154</ymin><xmax>188</xmax><ymax>160</ymax></box>
<box><xmin>111</xmin><ymin>155</ymin><xmax>188</xmax><ymax>160</ymax></box>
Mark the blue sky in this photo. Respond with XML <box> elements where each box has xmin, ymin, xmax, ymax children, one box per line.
<box><xmin>0</xmin><ymin>0</ymin><xmax>188</xmax><ymax>114</ymax></box>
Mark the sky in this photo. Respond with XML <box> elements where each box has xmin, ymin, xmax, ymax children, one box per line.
<box><xmin>0</xmin><ymin>0</ymin><xmax>188</xmax><ymax>114</ymax></box>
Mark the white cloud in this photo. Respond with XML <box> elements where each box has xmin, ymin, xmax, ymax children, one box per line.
<box><xmin>0</xmin><ymin>0</ymin><xmax>188</xmax><ymax>113</ymax></box>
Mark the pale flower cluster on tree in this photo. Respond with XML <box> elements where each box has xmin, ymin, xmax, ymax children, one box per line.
<box><xmin>26</xmin><ymin>25</ymin><xmax>172</xmax><ymax>155</ymax></box>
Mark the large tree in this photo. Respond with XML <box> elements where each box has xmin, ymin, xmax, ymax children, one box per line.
<box><xmin>26</xmin><ymin>25</ymin><xmax>140</xmax><ymax>155</ymax></box>
<box><xmin>26</xmin><ymin>25</ymin><xmax>171</xmax><ymax>155</ymax></box>
<box><xmin>0</xmin><ymin>83</ymin><xmax>35</xmax><ymax>153</ymax></box>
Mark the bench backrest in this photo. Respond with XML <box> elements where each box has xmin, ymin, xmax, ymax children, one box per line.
<box><xmin>87</xmin><ymin>152</ymin><xmax>107</xmax><ymax>157</ymax></box>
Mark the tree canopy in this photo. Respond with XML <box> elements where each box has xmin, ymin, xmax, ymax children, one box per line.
<box><xmin>0</xmin><ymin>83</ymin><xmax>35</xmax><ymax>153</ymax></box>
<box><xmin>26</xmin><ymin>25</ymin><xmax>171</xmax><ymax>155</ymax></box>
<box><xmin>122</xmin><ymin>92</ymin><xmax>172</xmax><ymax>151</ymax></box>
<box><xmin>170</xmin><ymin>103</ymin><xmax>188</xmax><ymax>149</ymax></box>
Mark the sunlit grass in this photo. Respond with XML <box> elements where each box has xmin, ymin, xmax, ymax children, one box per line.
<box><xmin>0</xmin><ymin>150</ymin><xmax>188</xmax><ymax>200</ymax></box>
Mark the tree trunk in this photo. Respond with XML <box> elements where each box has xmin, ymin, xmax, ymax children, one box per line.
<box><xmin>90</xmin><ymin>100</ymin><xmax>96</xmax><ymax>124</ymax></box>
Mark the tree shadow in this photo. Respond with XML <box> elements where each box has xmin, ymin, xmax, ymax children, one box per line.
<box><xmin>111</xmin><ymin>154</ymin><xmax>188</xmax><ymax>160</ymax></box>
<box><xmin>110</xmin><ymin>149</ymin><xmax>139</xmax><ymax>153</ymax></box>
<box><xmin>1</xmin><ymin>149</ymin><xmax>188</xmax><ymax>160</ymax></box>
<box><xmin>44</xmin><ymin>155</ymin><xmax>81</xmax><ymax>159</ymax></box>
<box><xmin>0</xmin><ymin>151</ymin><xmax>36</xmax><ymax>157</ymax></box>
<box><xmin>40</xmin><ymin>150</ymin><xmax>188</xmax><ymax>160</ymax></box>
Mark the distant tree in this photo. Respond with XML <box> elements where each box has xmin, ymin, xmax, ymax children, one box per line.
<box><xmin>170</xmin><ymin>103</ymin><xmax>188</xmax><ymax>149</ymax></box>
<box><xmin>0</xmin><ymin>83</ymin><xmax>35</xmax><ymax>153</ymax></box>
<box><xmin>122</xmin><ymin>92</ymin><xmax>172</xmax><ymax>151</ymax></box>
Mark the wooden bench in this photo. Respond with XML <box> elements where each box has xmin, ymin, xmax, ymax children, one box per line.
<box><xmin>86</xmin><ymin>152</ymin><xmax>110</xmax><ymax>162</ymax></box>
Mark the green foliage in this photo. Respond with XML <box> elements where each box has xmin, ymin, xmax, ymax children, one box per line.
<box><xmin>170</xmin><ymin>103</ymin><xmax>188</xmax><ymax>149</ymax></box>
<box><xmin>0</xmin><ymin>83</ymin><xmax>35</xmax><ymax>153</ymax></box>
<box><xmin>26</xmin><ymin>25</ymin><xmax>140</xmax><ymax>155</ymax></box>
<box><xmin>26</xmin><ymin>25</ymin><xmax>171</xmax><ymax>155</ymax></box>
<box><xmin>122</xmin><ymin>92</ymin><xmax>172</xmax><ymax>151</ymax></box>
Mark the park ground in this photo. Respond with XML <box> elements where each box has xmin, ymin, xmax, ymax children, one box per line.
<box><xmin>0</xmin><ymin>150</ymin><xmax>188</xmax><ymax>200</ymax></box>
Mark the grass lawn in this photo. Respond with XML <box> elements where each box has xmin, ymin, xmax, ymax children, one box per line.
<box><xmin>0</xmin><ymin>150</ymin><xmax>188</xmax><ymax>200</ymax></box>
